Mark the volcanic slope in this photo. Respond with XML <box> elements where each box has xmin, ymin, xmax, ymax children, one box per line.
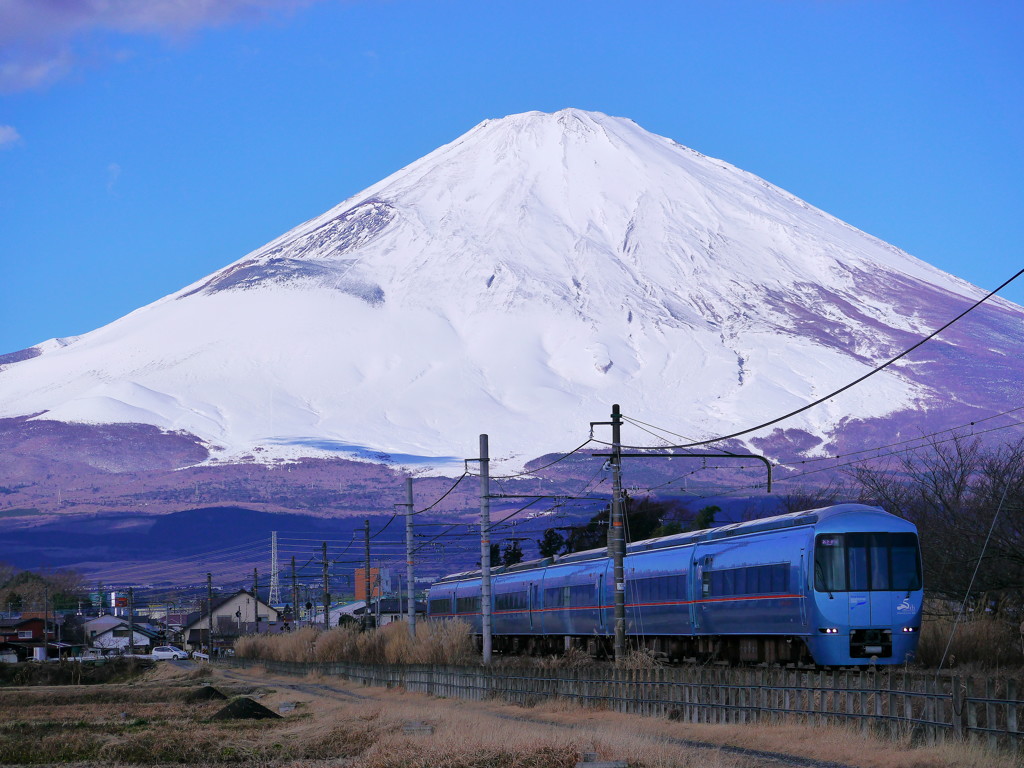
<box><xmin>2</xmin><ymin>109</ymin><xmax>1022</xmax><ymax>475</ymax></box>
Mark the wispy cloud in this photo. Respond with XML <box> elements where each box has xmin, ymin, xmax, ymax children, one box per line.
<box><xmin>0</xmin><ymin>0</ymin><xmax>325</xmax><ymax>93</ymax></box>
<box><xmin>106</xmin><ymin>162</ymin><xmax>122</xmax><ymax>194</ymax></box>
<box><xmin>0</xmin><ymin>125</ymin><xmax>22</xmax><ymax>149</ymax></box>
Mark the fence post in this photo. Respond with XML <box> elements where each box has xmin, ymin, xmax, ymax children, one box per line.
<box><xmin>987</xmin><ymin>678</ymin><xmax>998</xmax><ymax>752</ymax></box>
<box><xmin>1008</xmin><ymin>678</ymin><xmax>1018</xmax><ymax>741</ymax></box>
<box><xmin>951</xmin><ymin>675</ymin><xmax>963</xmax><ymax>741</ymax></box>
<box><xmin>966</xmin><ymin>677</ymin><xmax>978</xmax><ymax>744</ymax></box>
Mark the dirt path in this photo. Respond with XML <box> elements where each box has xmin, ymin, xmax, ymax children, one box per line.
<box><xmin>215</xmin><ymin>665</ymin><xmax>1012</xmax><ymax>768</ymax></box>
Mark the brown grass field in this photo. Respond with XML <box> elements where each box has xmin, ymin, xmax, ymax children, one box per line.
<box><xmin>0</xmin><ymin>659</ymin><xmax>1020</xmax><ymax>768</ymax></box>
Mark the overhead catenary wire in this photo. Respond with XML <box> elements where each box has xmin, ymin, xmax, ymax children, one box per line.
<box><xmin>642</xmin><ymin>414</ymin><xmax>1024</xmax><ymax>501</ymax></box>
<box><xmin>464</xmin><ymin>438</ymin><xmax>596</xmax><ymax>480</ymax></box>
<box><xmin>600</xmin><ymin>266</ymin><xmax>1024</xmax><ymax>451</ymax></box>
<box><xmin>615</xmin><ymin>399</ymin><xmax>1024</xmax><ymax>498</ymax></box>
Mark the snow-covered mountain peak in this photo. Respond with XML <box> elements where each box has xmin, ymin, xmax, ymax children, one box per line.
<box><xmin>2</xmin><ymin>110</ymin><xmax>1021</xmax><ymax>473</ymax></box>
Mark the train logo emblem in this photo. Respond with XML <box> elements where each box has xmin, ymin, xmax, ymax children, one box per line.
<box><xmin>896</xmin><ymin>598</ymin><xmax>915</xmax><ymax>615</ymax></box>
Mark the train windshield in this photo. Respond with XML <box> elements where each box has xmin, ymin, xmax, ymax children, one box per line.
<box><xmin>814</xmin><ymin>532</ymin><xmax>921</xmax><ymax>592</ymax></box>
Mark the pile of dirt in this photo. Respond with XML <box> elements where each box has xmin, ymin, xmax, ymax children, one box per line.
<box><xmin>186</xmin><ymin>685</ymin><xmax>228</xmax><ymax>702</ymax></box>
<box><xmin>210</xmin><ymin>696</ymin><xmax>281</xmax><ymax>720</ymax></box>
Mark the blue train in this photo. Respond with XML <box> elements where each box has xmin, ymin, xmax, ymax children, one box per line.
<box><xmin>427</xmin><ymin>503</ymin><xmax>923</xmax><ymax>666</ymax></box>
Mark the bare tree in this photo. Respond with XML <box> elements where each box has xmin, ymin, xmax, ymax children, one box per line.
<box><xmin>849</xmin><ymin>434</ymin><xmax>1024</xmax><ymax>609</ymax></box>
<box><xmin>777</xmin><ymin>479</ymin><xmax>847</xmax><ymax>515</ymax></box>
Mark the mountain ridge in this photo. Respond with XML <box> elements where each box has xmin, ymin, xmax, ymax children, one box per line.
<box><xmin>1</xmin><ymin>109</ymin><xmax>1021</xmax><ymax>485</ymax></box>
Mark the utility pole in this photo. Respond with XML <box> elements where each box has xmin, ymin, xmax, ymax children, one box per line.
<box><xmin>479</xmin><ymin>434</ymin><xmax>492</xmax><ymax>664</ymax></box>
<box><xmin>207</xmin><ymin>573</ymin><xmax>214</xmax><ymax>655</ymax></box>
<box><xmin>404</xmin><ymin>477</ymin><xmax>416</xmax><ymax>638</ymax></box>
<box><xmin>128</xmin><ymin>587</ymin><xmax>135</xmax><ymax>656</ymax></box>
<box><xmin>610</xmin><ymin>404</ymin><xmax>625</xmax><ymax>661</ymax></box>
<box><xmin>591</xmin><ymin>404</ymin><xmax>626</xmax><ymax>661</ymax></box>
<box><xmin>252</xmin><ymin>568</ymin><xmax>260</xmax><ymax>634</ymax></box>
<box><xmin>43</xmin><ymin>583</ymin><xmax>50</xmax><ymax>655</ymax></box>
<box><xmin>321</xmin><ymin>542</ymin><xmax>330</xmax><ymax>630</ymax></box>
<box><xmin>291</xmin><ymin>556</ymin><xmax>298</xmax><ymax>625</ymax></box>
<box><xmin>363</xmin><ymin>520</ymin><xmax>372</xmax><ymax>630</ymax></box>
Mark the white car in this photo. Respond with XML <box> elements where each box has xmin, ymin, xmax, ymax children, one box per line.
<box><xmin>151</xmin><ymin>645</ymin><xmax>189</xmax><ymax>660</ymax></box>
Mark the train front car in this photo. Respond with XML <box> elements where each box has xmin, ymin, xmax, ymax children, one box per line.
<box><xmin>808</xmin><ymin>505</ymin><xmax>923</xmax><ymax>666</ymax></box>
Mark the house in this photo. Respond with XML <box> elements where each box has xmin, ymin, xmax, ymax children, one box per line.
<box><xmin>183</xmin><ymin>589</ymin><xmax>280</xmax><ymax>653</ymax></box>
<box><xmin>0</xmin><ymin>617</ymin><xmax>52</xmax><ymax>661</ymax></box>
<box><xmin>90</xmin><ymin>622</ymin><xmax>160</xmax><ymax>654</ymax></box>
<box><xmin>83</xmin><ymin>613</ymin><xmax>138</xmax><ymax>642</ymax></box>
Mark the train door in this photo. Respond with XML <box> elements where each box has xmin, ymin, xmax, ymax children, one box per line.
<box><xmin>689</xmin><ymin>551</ymin><xmax>704</xmax><ymax>632</ymax></box>
<box><xmin>598</xmin><ymin>561</ymin><xmax>606</xmax><ymax>634</ymax></box>
<box><xmin>529</xmin><ymin>582</ymin><xmax>536</xmax><ymax>631</ymax></box>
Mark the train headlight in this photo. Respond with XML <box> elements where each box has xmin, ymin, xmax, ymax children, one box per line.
<box><xmin>818</xmin><ymin>627</ymin><xmax>840</xmax><ymax>634</ymax></box>
<box><xmin>901</xmin><ymin>627</ymin><xmax>918</xmax><ymax>633</ymax></box>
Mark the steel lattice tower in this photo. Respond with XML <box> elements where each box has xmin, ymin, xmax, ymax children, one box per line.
<box><xmin>268</xmin><ymin>531</ymin><xmax>281</xmax><ymax>605</ymax></box>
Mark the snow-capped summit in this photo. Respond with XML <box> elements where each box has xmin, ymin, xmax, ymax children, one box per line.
<box><xmin>2</xmin><ymin>109</ymin><xmax>1021</xmax><ymax>472</ymax></box>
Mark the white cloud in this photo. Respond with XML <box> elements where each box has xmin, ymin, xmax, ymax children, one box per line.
<box><xmin>0</xmin><ymin>0</ymin><xmax>326</xmax><ymax>92</ymax></box>
<box><xmin>0</xmin><ymin>125</ymin><xmax>22</xmax><ymax>149</ymax></box>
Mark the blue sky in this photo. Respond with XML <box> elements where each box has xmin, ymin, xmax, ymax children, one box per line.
<box><xmin>1</xmin><ymin>0</ymin><xmax>1021</xmax><ymax>355</ymax></box>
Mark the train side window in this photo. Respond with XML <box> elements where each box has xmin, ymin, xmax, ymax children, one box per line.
<box><xmin>702</xmin><ymin>571</ymin><xmax>711</xmax><ymax>598</ymax></box>
<box><xmin>724</xmin><ymin>569</ymin><xmax>736</xmax><ymax>596</ymax></box>
<box><xmin>429</xmin><ymin>597</ymin><xmax>451</xmax><ymax>614</ymax></box>
<box><xmin>710</xmin><ymin>571</ymin><xmax>722</xmax><ymax>596</ymax></box>
<box><xmin>773</xmin><ymin>564</ymin><xmax>788</xmax><ymax>593</ymax></box>
<box><xmin>456</xmin><ymin>595</ymin><xmax>481</xmax><ymax>613</ymax></box>
<box><xmin>569</xmin><ymin>584</ymin><xmax>592</xmax><ymax>606</ymax></box>
<box><xmin>544</xmin><ymin>587</ymin><xmax>561</xmax><ymax>607</ymax></box>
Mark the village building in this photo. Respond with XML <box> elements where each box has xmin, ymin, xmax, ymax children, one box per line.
<box><xmin>90</xmin><ymin>622</ymin><xmax>160</xmax><ymax>654</ymax></box>
<box><xmin>0</xmin><ymin>617</ymin><xmax>51</xmax><ymax>661</ymax></box>
<box><xmin>183</xmin><ymin>589</ymin><xmax>280</xmax><ymax>654</ymax></box>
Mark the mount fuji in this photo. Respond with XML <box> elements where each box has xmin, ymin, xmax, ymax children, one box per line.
<box><xmin>2</xmin><ymin>109</ymin><xmax>1023</xmax><ymax>525</ymax></box>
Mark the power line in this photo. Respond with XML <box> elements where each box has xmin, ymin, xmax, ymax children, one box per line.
<box><xmin>465</xmin><ymin>438</ymin><xmax>595</xmax><ymax>479</ymax></box>
<box><xmin>604</xmin><ymin>266</ymin><xmax>1024</xmax><ymax>451</ymax></box>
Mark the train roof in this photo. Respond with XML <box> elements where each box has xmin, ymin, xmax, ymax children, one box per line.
<box><xmin>431</xmin><ymin>503</ymin><xmax>900</xmax><ymax>584</ymax></box>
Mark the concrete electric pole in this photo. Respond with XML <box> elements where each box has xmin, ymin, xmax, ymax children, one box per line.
<box><xmin>404</xmin><ymin>477</ymin><xmax>416</xmax><ymax>639</ymax></box>
<box><xmin>321</xmin><ymin>542</ymin><xmax>330</xmax><ymax>630</ymax></box>
<box><xmin>479</xmin><ymin>434</ymin><xmax>492</xmax><ymax>664</ymax></box>
<box><xmin>363</xmin><ymin>521</ymin><xmax>372</xmax><ymax>631</ymax></box>
<box><xmin>591</xmin><ymin>404</ymin><xmax>626</xmax><ymax>661</ymax></box>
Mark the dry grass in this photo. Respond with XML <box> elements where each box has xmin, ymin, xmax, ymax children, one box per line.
<box><xmin>3</xmin><ymin>660</ymin><xmax>1020</xmax><ymax>768</ymax></box>
<box><xmin>235</xmin><ymin>625</ymin><xmax>319</xmax><ymax>662</ymax></box>
<box><xmin>523</xmin><ymin>695</ymin><xmax>1021</xmax><ymax>768</ymax></box>
<box><xmin>918</xmin><ymin>610</ymin><xmax>1024</xmax><ymax>669</ymax></box>
<box><xmin>236</xmin><ymin>619</ymin><xmax>478</xmax><ymax>666</ymax></box>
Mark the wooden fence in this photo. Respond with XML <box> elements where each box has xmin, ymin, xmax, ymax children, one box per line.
<box><xmin>224</xmin><ymin>658</ymin><xmax>1022</xmax><ymax>750</ymax></box>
